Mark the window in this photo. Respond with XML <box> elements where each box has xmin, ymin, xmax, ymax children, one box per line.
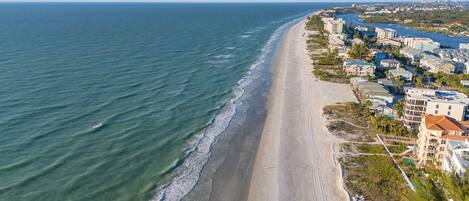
<box><xmin>448</xmin><ymin>111</ymin><xmax>451</xmax><ymax>116</ymax></box>
<box><xmin>449</xmin><ymin>105</ymin><xmax>452</xmax><ymax>110</ymax></box>
<box><xmin>440</xmin><ymin>147</ymin><xmax>445</xmax><ymax>151</ymax></box>
<box><xmin>441</xmin><ymin>140</ymin><xmax>446</xmax><ymax>144</ymax></box>
<box><xmin>435</xmin><ymin>110</ymin><xmax>438</xmax><ymax>114</ymax></box>
<box><xmin>436</xmin><ymin>104</ymin><xmax>439</xmax><ymax>109</ymax></box>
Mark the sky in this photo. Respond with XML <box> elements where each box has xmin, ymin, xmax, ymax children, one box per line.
<box><xmin>0</xmin><ymin>0</ymin><xmax>409</xmax><ymax>2</ymax></box>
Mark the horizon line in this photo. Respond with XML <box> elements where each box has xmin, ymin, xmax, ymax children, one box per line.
<box><xmin>0</xmin><ymin>0</ymin><xmax>411</xmax><ymax>3</ymax></box>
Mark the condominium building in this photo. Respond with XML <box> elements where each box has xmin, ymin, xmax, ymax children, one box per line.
<box><xmin>324</xmin><ymin>18</ymin><xmax>345</xmax><ymax>34</ymax></box>
<box><xmin>344</xmin><ymin>59</ymin><xmax>376</xmax><ymax>77</ymax></box>
<box><xmin>375</xmin><ymin>27</ymin><xmax>396</xmax><ymax>39</ymax></box>
<box><xmin>416</xmin><ymin>114</ymin><xmax>469</xmax><ymax>168</ymax></box>
<box><xmin>420</xmin><ymin>54</ymin><xmax>456</xmax><ymax>74</ymax></box>
<box><xmin>403</xmin><ymin>88</ymin><xmax>469</xmax><ymax>129</ymax></box>
<box><xmin>404</xmin><ymin>38</ymin><xmax>440</xmax><ymax>52</ymax></box>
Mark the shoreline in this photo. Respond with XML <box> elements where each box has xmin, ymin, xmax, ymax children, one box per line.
<box><xmin>180</xmin><ymin>14</ymin><xmax>306</xmax><ymax>201</ymax></box>
<box><xmin>247</xmin><ymin>14</ymin><xmax>356</xmax><ymax>201</ymax></box>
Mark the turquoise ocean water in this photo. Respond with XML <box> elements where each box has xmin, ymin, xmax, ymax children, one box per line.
<box><xmin>0</xmin><ymin>3</ymin><xmax>341</xmax><ymax>201</ymax></box>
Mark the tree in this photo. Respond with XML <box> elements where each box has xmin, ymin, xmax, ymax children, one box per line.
<box><xmin>393</xmin><ymin>99</ymin><xmax>405</xmax><ymax>117</ymax></box>
<box><xmin>354</xmin><ymin>32</ymin><xmax>360</xmax><ymax>39</ymax></box>
<box><xmin>415</xmin><ymin>77</ymin><xmax>424</xmax><ymax>88</ymax></box>
<box><xmin>348</xmin><ymin>43</ymin><xmax>370</xmax><ymax>60</ymax></box>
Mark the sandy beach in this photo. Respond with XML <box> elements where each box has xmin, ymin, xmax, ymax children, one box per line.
<box><xmin>247</xmin><ymin>17</ymin><xmax>356</xmax><ymax>201</ymax></box>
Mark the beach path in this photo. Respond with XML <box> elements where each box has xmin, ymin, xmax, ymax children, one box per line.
<box><xmin>247</xmin><ymin>17</ymin><xmax>356</xmax><ymax>201</ymax></box>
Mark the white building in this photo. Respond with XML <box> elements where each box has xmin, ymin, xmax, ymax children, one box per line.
<box><xmin>400</xmin><ymin>47</ymin><xmax>424</xmax><ymax>65</ymax></box>
<box><xmin>403</xmin><ymin>88</ymin><xmax>469</xmax><ymax>128</ymax></box>
<box><xmin>375</xmin><ymin>27</ymin><xmax>396</xmax><ymax>39</ymax></box>
<box><xmin>329</xmin><ymin>34</ymin><xmax>345</xmax><ymax>48</ymax></box>
<box><xmin>420</xmin><ymin>55</ymin><xmax>456</xmax><ymax>74</ymax></box>
<box><xmin>344</xmin><ymin>59</ymin><xmax>376</xmax><ymax>77</ymax></box>
<box><xmin>324</xmin><ymin>18</ymin><xmax>345</xmax><ymax>34</ymax></box>
<box><xmin>354</xmin><ymin>26</ymin><xmax>368</xmax><ymax>32</ymax></box>
<box><xmin>404</xmin><ymin>38</ymin><xmax>440</xmax><ymax>52</ymax></box>
<box><xmin>388</xmin><ymin>68</ymin><xmax>413</xmax><ymax>82</ymax></box>
<box><xmin>460</xmin><ymin>43</ymin><xmax>469</xmax><ymax>50</ymax></box>
<box><xmin>380</xmin><ymin>59</ymin><xmax>401</xmax><ymax>69</ymax></box>
<box><xmin>444</xmin><ymin>140</ymin><xmax>469</xmax><ymax>176</ymax></box>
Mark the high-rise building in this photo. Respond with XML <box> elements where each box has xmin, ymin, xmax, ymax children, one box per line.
<box><xmin>324</xmin><ymin>18</ymin><xmax>345</xmax><ymax>34</ymax></box>
<box><xmin>416</xmin><ymin>114</ymin><xmax>469</xmax><ymax>168</ymax></box>
<box><xmin>375</xmin><ymin>27</ymin><xmax>396</xmax><ymax>39</ymax></box>
<box><xmin>403</xmin><ymin>88</ymin><xmax>469</xmax><ymax>129</ymax></box>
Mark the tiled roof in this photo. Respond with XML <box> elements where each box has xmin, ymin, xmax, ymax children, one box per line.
<box><xmin>441</xmin><ymin>135</ymin><xmax>469</xmax><ymax>141</ymax></box>
<box><xmin>423</xmin><ymin>114</ymin><xmax>467</xmax><ymax>132</ymax></box>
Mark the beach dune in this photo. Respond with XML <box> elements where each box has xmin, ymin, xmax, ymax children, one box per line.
<box><xmin>247</xmin><ymin>17</ymin><xmax>356</xmax><ymax>201</ymax></box>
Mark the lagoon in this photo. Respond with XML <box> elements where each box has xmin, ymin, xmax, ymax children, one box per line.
<box><xmin>337</xmin><ymin>13</ymin><xmax>469</xmax><ymax>49</ymax></box>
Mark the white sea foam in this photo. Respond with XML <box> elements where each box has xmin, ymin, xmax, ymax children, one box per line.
<box><xmin>238</xmin><ymin>35</ymin><xmax>251</xmax><ymax>38</ymax></box>
<box><xmin>151</xmin><ymin>13</ymin><xmax>308</xmax><ymax>201</ymax></box>
<box><xmin>207</xmin><ymin>54</ymin><xmax>234</xmax><ymax>65</ymax></box>
<box><xmin>92</xmin><ymin>122</ymin><xmax>103</xmax><ymax>129</ymax></box>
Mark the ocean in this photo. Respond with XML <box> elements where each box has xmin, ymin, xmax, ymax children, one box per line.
<box><xmin>0</xmin><ymin>3</ymin><xmax>345</xmax><ymax>201</ymax></box>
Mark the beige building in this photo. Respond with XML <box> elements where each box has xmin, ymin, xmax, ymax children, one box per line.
<box><xmin>377</xmin><ymin>38</ymin><xmax>402</xmax><ymax>47</ymax></box>
<box><xmin>403</xmin><ymin>88</ymin><xmax>469</xmax><ymax>129</ymax></box>
<box><xmin>420</xmin><ymin>54</ymin><xmax>456</xmax><ymax>74</ymax></box>
<box><xmin>375</xmin><ymin>27</ymin><xmax>396</xmax><ymax>39</ymax></box>
<box><xmin>324</xmin><ymin>18</ymin><xmax>344</xmax><ymax>34</ymax></box>
<box><xmin>404</xmin><ymin>37</ymin><xmax>440</xmax><ymax>52</ymax></box>
<box><xmin>416</xmin><ymin>114</ymin><xmax>469</xmax><ymax>168</ymax></box>
<box><xmin>344</xmin><ymin>59</ymin><xmax>375</xmax><ymax>77</ymax></box>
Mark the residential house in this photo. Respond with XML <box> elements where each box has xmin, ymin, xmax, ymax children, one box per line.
<box><xmin>329</xmin><ymin>34</ymin><xmax>345</xmax><ymax>48</ymax></box>
<box><xmin>380</xmin><ymin>59</ymin><xmax>401</xmax><ymax>69</ymax></box>
<box><xmin>388</xmin><ymin>68</ymin><xmax>413</xmax><ymax>82</ymax></box>
<box><xmin>351</xmin><ymin>77</ymin><xmax>394</xmax><ymax>115</ymax></box>
<box><xmin>400</xmin><ymin>47</ymin><xmax>424</xmax><ymax>65</ymax></box>
<box><xmin>420</xmin><ymin>55</ymin><xmax>456</xmax><ymax>74</ymax></box>
<box><xmin>344</xmin><ymin>59</ymin><xmax>376</xmax><ymax>77</ymax></box>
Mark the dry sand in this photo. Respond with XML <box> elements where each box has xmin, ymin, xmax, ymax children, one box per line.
<box><xmin>247</xmin><ymin>17</ymin><xmax>356</xmax><ymax>201</ymax></box>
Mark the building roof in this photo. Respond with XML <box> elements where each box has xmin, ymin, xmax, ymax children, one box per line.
<box><xmin>423</xmin><ymin>114</ymin><xmax>467</xmax><ymax>132</ymax></box>
<box><xmin>400</xmin><ymin>47</ymin><xmax>423</xmax><ymax>57</ymax></box>
<box><xmin>381</xmin><ymin>59</ymin><xmax>400</xmax><ymax>64</ymax></box>
<box><xmin>405</xmin><ymin>88</ymin><xmax>469</xmax><ymax>105</ymax></box>
<box><xmin>389</xmin><ymin>68</ymin><xmax>412</xmax><ymax>77</ymax></box>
